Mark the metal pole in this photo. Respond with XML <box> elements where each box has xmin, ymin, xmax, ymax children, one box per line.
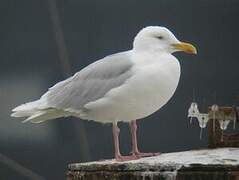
<box><xmin>47</xmin><ymin>0</ymin><xmax>90</xmax><ymax>161</ymax></box>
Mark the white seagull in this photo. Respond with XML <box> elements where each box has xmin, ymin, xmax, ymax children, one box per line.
<box><xmin>11</xmin><ymin>26</ymin><xmax>197</xmax><ymax>161</ymax></box>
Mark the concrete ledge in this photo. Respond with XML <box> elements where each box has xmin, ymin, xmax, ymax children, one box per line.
<box><xmin>67</xmin><ymin>148</ymin><xmax>239</xmax><ymax>180</ymax></box>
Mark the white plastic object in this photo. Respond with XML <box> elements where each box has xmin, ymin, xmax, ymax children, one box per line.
<box><xmin>211</xmin><ymin>104</ymin><xmax>219</xmax><ymax>111</ymax></box>
<box><xmin>219</xmin><ymin>119</ymin><xmax>230</xmax><ymax>142</ymax></box>
<box><xmin>219</xmin><ymin>119</ymin><xmax>230</xmax><ymax>130</ymax></box>
<box><xmin>188</xmin><ymin>102</ymin><xmax>200</xmax><ymax>123</ymax></box>
<box><xmin>197</xmin><ymin>113</ymin><xmax>209</xmax><ymax>139</ymax></box>
<box><xmin>198</xmin><ymin>113</ymin><xmax>209</xmax><ymax>128</ymax></box>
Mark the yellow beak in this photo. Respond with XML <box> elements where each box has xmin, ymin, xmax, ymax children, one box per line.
<box><xmin>172</xmin><ymin>42</ymin><xmax>197</xmax><ymax>54</ymax></box>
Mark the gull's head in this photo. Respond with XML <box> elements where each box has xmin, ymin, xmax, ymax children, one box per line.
<box><xmin>133</xmin><ymin>26</ymin><xmax>197</xmax><ymax>54</ymax></box>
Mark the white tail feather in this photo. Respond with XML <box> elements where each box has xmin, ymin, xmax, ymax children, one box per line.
<box><xmin>11</xmin><ymin>100</ymin><xmax>70</xmax><ymax>123</ymax></box>
<box><xmin>12</xmin><ymin>100</ymin><xmax>41</xmax><ymax>112</ymax></box>
<box><xmin>22</xmin><ymin>109</ymin><xmax>69</xmax><ymax>123</ymax></box>
<box><xmin>11</xmin><ymin>100</ymin><xmax>41</xmax><ymax>118</ymax></box>
<box><xmin>22</xmin><ymin>111</ymin><xmax>47</xmax><ymax>123</ymax></box>
<box><xmin>11</xmin><ymin>110</ymin><xmax>37</xmax><ymax>117</ymax></box>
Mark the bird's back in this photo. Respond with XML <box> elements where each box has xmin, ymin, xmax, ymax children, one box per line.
<box><xmin>11</xmin><ymin>51</ymin><xmax>134</xmax><ymax>123</ymax></box>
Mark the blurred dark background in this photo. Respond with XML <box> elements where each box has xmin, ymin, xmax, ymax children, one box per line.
<box><xmin>0</xmin><ymin>0</ymin><xmax>239</xmax><ymax>179</ymax></box>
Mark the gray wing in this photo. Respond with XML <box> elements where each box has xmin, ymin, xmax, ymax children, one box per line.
<box><xmin>41</xmin><ymin>51</ymin><xmax>133</xmax><ymax>111</ymax></box>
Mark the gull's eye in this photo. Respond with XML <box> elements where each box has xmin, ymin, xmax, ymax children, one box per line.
<box><xmin>157</xmin><ymin>36</ymin><xmax>163</xmax><ymax>40</ymax></box>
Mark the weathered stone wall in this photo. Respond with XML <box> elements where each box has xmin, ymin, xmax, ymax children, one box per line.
<box><xmin>67</xmin><ymin>148</ymin><xmax>239</xmax><ymax>180</ymax></box>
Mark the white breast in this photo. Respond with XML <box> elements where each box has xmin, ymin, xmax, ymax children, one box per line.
<box><xmin>83</xmin><ymin>52</ymin><xmax>181</xmax><ymax>123</ymax></box>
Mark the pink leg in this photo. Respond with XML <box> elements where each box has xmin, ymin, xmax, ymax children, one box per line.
<box><xmin>130</xmin><ymin>120</ymin><xmax>160</xmax><ymax>157</ymax></box>
<box><xmin>112</xmin><ymin>122</ymin><xmax>138</xmax><ymax>161</ymax></box>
